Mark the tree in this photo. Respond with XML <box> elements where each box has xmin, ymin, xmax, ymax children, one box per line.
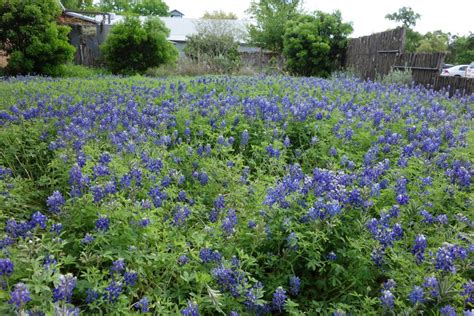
<box><xmin>446</xmin><ymin>33</ymin><xmax>474</xmax><ymax>64</ymax></box>
<box><xmin>202</xmin><ymin>10</ymin><xmax>238</xmax><ymax>20</ymax></box>
<box><xmin>61</xmin><ymin>0</ymin><xmax>94</xmax><ymax>10</ymax></box>
<box><xmin>283</xmin><ymin>11</ymin><xmax>353</xmax><ymax>77</ymax></box>
<box><xmin>416</xmin><ymin>30</ymin><xmax>449</xmax><ymax>52</ymax></box>
<box><xmin>99</xmin><ymin>0</ymin><xmax>169</xmax><ymax>16</ymax></box>
<box><xmin>385</xmin><ymin>7</ymin><xmax>422</xmax><ymax>53</ymax></box>
<box><xmin>0</xmin><ymin>0</ymin><xmax>75</xmax><ymax>76</ymax></box>
<box><xmin>385</xmin><ymin>6</ymin><xmax>420</xmax><ymax>28</ymax></box>
<box><xmin>101</xmin><ymin>16</ymin><xmax>178</xmax><ymax>74</ymax></box>
<box><xmin>184</xmin><ymin>20</ymin><xmax>241</xmax><ymax>74</ymax></box>
<box><xmin>246</xmin><ymin>0</ymin><xmax>301</xmax><ymax>53</ymax></box>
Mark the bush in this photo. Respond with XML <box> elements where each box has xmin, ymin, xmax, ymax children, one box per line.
<box><xmin>380</xmin><ymin>69</ymin><xmax>413</xmax><ymax>86</ymax></box>
<box><xmin>0</xmin><ymin>0</ymin><xmax>76</xmax><ymax>76</ymax></box>
<box><xmin>283</xmin><ymin>11</ymin><xmax>353</xmax><ymax>77</ymax></box>
<box><xmin>184</xmin><ymin>20</ymin><xmax>241</xmax><ymax>74</ymax></box>
<box><xmin>101</xmin><ymin>16</ymin><xmax>178</xmax><ymax>75</ymax></box>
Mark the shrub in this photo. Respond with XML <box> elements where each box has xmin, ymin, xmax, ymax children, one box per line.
<box><xmin>0</xmin><ymin>0</ymin><xmax>76</xmax><ymax>76</ymax></box>
<box><xmin>184</xmin><ymin>20</ymin><xmax>241</xmax><ymax>74</ymax></box>
<box><xmin>283</xmin><ymin>11</ymin><xmax>353</xmax><ymax>77</ymax></box>
<box><xmin>60</xmin><ymin>64</ymin><xmax>109</xmax><ymax>77</ymax></box>
<box><xmin>380</xmin><ymin>69</ymin><xmax>413</xmax><ymax>86</ymax></box>
<box><xmin>101</xmin><ymin>16</ymin><xmax>178</xmax><ymax>75</ymax></box>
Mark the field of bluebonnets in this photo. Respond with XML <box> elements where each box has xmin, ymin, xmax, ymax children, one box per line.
<box><xmin>0</xmin><ymin>75</ymin><xmax>472</xmax><ymax>315</ymax></box>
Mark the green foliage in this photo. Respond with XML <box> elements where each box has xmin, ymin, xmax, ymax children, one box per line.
<box><xmin>247</xmin><ymin>0</ymin><xmax>301</xmax><ymax>53</ymax></box>
<box><xmin>283</xmin><ymin>11</ymin><xmax>353</xmax><ymax>77</ymax></box>
<box><xmin>99</xmin><ymin>0</ymin><xmax>169</xmax><ymax>16</ymax></box>
<box><xmin>416</xmin><ymin>30</ymin><xmax>449</xmax><ymax>52</ymax></box>
<box><xmin>202</xmin><ymin>10</ymin><xmax>238</xmax><ymax>20</ymax></box>
<box><xmin>405</xmin><ymin>28</ymin><xmax>423</xmax><ymax>53</ymax></box>
<box><xmin>0</xmin><ymin>0</ymin><xmax>75</xmax><ymax>76</ymax></box>
<box><xmin>385</xmin><ymin>6</ymin><xmax>421</xmax><ymax>28</ymax></box>
<box><xmin>184</xmin><ymin>21</ymin><xmax>241</xmax><ymax>74</ymax></box>
<box><xmin>379</xmin><ymin>69</ymin><xmax>413</xmax><ymax>86</ymax></box>
<box><xmin>446</xmin><ymin>33</ymin><xmax>474</xmax><ymax>64</ymax></box>
<box><xmin>61</xmin><ymin>0</ymin><xmax>94</xmax><ymax>10</ymax></box>
<box><xmin>101</xmin><ymin>16</ymin><xmax>178</xmax><ymax>75</ymax></box>
<box><xmin>59</xmin><ymin>64</ymin><xmax>109</xmax><ymax>77</ymax></box>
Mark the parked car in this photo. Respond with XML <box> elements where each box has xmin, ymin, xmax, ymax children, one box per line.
<box><xmin>442</xmin><ymin>63</ymin><xmax>454</xmax><ymax>69</ymax></box>
<box><xmin>465</xmin><ymin>62</ymin><xmax>474</xmax><ymax>78</ymax></box>
<box><xmin>440</xmin><ymin>65</ymin><xmax>468</xmax><ymax>77</ymax></box>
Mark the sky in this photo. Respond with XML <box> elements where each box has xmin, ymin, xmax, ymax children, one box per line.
<box><xmin>168</xmin><ymin>0</ymin><xmax>473</xmax><ymax>37</ymax></box>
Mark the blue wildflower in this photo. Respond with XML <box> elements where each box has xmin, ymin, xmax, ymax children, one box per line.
<box><xmin>95</xmin><ymin>216</ymin><xmax>110</xmax><ymax>232</ymax></box>
<box><xmin>440</xmin><ymin>305</ymin><xmax>457</xmax><ymax>316</ymax></box>
<box><xmin>0</xmin><ymin>258</ymin><xmax>14</xmax><ymax>277</ymax></box>
<box><xmin>105</xmin><ymin>281</ymin><xmax>123</xmax><ymax>303</ymax></box>
<box><xmin>412</xmin><ymin>234</ymin><xmax>427</xmax><ymax>264</ymax></box>
<box><xmin>110</xmin><ymin>258</ymin><xmax>125</xmax><ymax>274</ymax></box>
<box><xmin>408</xmin><ymin>286</ymin><xmax>425</xmax><ymax>305</ymax></box>
<box><xmin>30</xmin><ymin>211</ymin><xmax>47</xmax><ymax>229</ymax></box>
<box><xmin>380</xmin><ymin>290</ymin><xmax>395</xmax><ymax>309</ymax></box>
<box><xmin>272</xmin><ymin>287</ymin><xmax>287</xmax><ymax>312</ymax></box>
<box><xmin>289</xmin><ymin>275</ymin><xmax>300</xmax><ymax>296</ymax></box>
<box><xmin>47</xmin><ymin>191</ymin><xmax>65</xmax><ymax>213</ymax></box>
<box><xmin>181</xmin><ymin>301</ymin><xmax>198</xmax><ymax>316</ymax></box>
<box><xmin>124</xmin><ymin>271</ymin><xmax>138</xmax><ymax>287</ymax></box>
<box><xmin>52</xmin><ymin>273</ymin><xmax>77</xmax><ymax>303</ymax></box>
<box><xmin>134</xmin><ymin>296</ymin><xmax>149</xmax><ymax>313</ymax></box>
<box><xmin>9</xmin><ymin>283</ymin><xmax>31</xmax><ymax>309</ymax></box>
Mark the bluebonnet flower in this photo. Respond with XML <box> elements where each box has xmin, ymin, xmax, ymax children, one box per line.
<box><xmin>211</xmin><ymin>265</ymin><xmax>238</xmax><ymax>293</ymax></box>
<box><xmin>461</xmin><ymin>280</ymin><xmax>474</xmax><ymax>305</ymax></box>
<box><xmin>214</xmin><ymin>195</ymin><xmax>225</xmax><ymax>210</ymax></box>
<box><xmin>423</xmin><ymin>276</ymin><xmax>439</xmax><ymax>298</ymax></box>
<box><xmin>47</xmin><ymin>191</ymin><xmax>65</xmax><ymax>213</ymax></box>
<box><xmin>248</xmin><ymin>220</ymin><xmax>256</xmax><ymax>229</ymax></box>
<box><xmin>329</xmin><ymin>147</ymin><xmax>337</xmax><ymax>156</ymax></box>
<box><xmin>286</xmin><ymin>232</ymin><xmax>298</xmax><ymax>251</ymax></box>
<box><xmin>412</xmin><ymin>235</ymin><xmax>427</xmax><ymax>264</ymax></box>
<box><xmin>221</xmin><ymin>209</ymin><xmax>237</xmax><ymax>235</ymax></box>
<box><xmin>435</xmin><ymin>244</ymin><xmax>467</xmax><ymax>273</ymax></box>
<box><xmin>95</xmin><ymin>216</ymin><xmax>110</xmax><ymax>232</ymax></box>
<box><xmin>50</xmin><ymin>223</ymin><xmax>63</xmax><ymax>235</ymax></box>
<box><xmin>408</xmin><ymin>286</ymin><xmax>425</xmax><ymax>305</ymax></box>
<box><xmin>266</xmin><ymin>145</ymin><xmax>280</xmax><ymax>158</ymax></box>
<box><xmin>53</xmin><ymin>305</ymin><xmax>80</xmax><ymax>316</ymax></box>
<box><xmin>30</xmin><ymin>211</ymin><xmax>47</xmax><ymax>229</ymax></box>
<box><xmin>124</xmin><ymin>271</ymin><xmax>138</xmax><ymax>287</ymax></box>
<box><xmin>283</xmin><ymin>136</ymin><xmax>290</xmax><ymax>148</ymax></box>
<box><xmin>148</xmin><ymin>186</ymin><xmax>167</xmax><ymax>208</ymax></box>
<box><xmin>0</xmin><ymin>258</ymin><xmax>14</xmax><ymax>277</ymax></box>
<box><xmin>289</xmin><ymin>275</ymin><xmax>300</xmax><ymax>296</ymax></box>
<box><xmin>420</xmin><ymin>209</ymin><xmax>434</xmax><ymax>223</ymax></box>
<box><xmin>181</xmin><ymin>301</ymin><xmax>199</xmax><ymax>316</ymax></box>
<box><xmin>85</xmin><ymin>289</ymin><xmax>99</xmax><ymax>304</ymax></box>
<box><xmin>198</xmin><ymin>172</ymin><xmax>209</xmax><ymax>185</ymax></box>
<box><xmin>9</xmin><ymin>283</ymin><xmax>31</xmax><ymax>309</ymax></box>
<box><xmin>229</xmin><ymin>311</ymin><xmax>238</xmax><ymax>316</ymax></box>
<box><xmin>396</xmin><ymin>194</ymin><xmax>409</xmax><ymax>205</ymax></box>
<box><xmin>43</xmin><ymin>255</ymin><xmax>56</xmax><ymax>270</ymax></box>
<box><xmin>5</xmin><ymin>219</ymin><xmax>31</xmax><ymax>239</ymax></box>
<box><xmin>272</xmin><ymin>287</ymin><xmax>287</xmax><ymax>312</ymax></box>
<box><xmin>327</xmin><ymin>251</ymin><xmax>337</xmax><ymax>261</ymax></box>
<box><xmin>82</xmin><ymin>233</ymin><xmax>95</xmax><ymax>244</ymax></box>
<box><xmin>104</xmin><ymin>281</ymin><xmax>123</xmax><ymax>303</ymax></box>
<box><xmin>173</xmin><ymin>206</ymin><xmax>191</xmax><ymax>226</ymax></box>
<box><xmin>199</xmin><ymin>248</ymin><xmax>221</xmax><ymax>264</ymax></box>
<box><xmin>380</xmin><ymin>290</ymin><xmax>395</xmax><ymax>309</ymax></box>
<box><xmin>134</xmin><ymin>296</ymin><xmax>149</xmax><ymax>313</ymax></box>
<box><xmin>241</xmin><ymin>130</ymin><xmax>249</xmax><ymax>146</ymax></box>
<box><xmin>53</xmin><ymin>273</ymin><xmax>77</xmax><ymax>303</ymax></box>
<box><xmin>436</xmin><ymin>214</ymin><xmax>449</xmax><ymax>225</ymax></box>
<box><xmin>110</xmin><ymin>259</ymin><xmax>125</xmax><ymax>274</ymax></box>
<box><xmin>440</xmin><ymin>305</ymin><xmax>457</xmax><ymax>316</ymax></box>
<box><xmin>383</xmin><ymin>279</ymin><xmax>396</xmax><ymax>290</ymax></box>
<box><xmin>178</xmin><ymin>255</ymin><xmax>189</xmax><ymax>266</ymax></box>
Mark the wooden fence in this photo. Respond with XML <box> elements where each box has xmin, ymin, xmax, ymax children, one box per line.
<box><xmin>345</xmin><ymin>28</ymin><xmax>473</xmax><ymax>96</ymax></box>
<box><xmin>345</xmin><ymin>28</ymin><xmax>405</xmax><ymax>80</ymax></box>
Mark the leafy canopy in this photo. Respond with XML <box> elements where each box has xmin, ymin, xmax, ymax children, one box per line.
<box><xmin>101</xmin><ymin>16</ymin><xmax>178</xmax><ymax>74</ymax></box>
<box><xmin>385</xmin><ymin>6</ymin><xmax>421</xmax><ymax>28</ymax></box>
<box><xmin>247</xmin><ymin>0</ymin><xmax>301</xmax><ymax>53</ymax></box>
<box><xmin>283</xmin><ymin>11</ymin><xmax>353</xmax><ymax>77</ymax></box>
<box><xmin>202</xmin><ymin>10</ymin><xmax>238</xmax><ymax>20</ymax></box>
<box><xmin>416</xmin><ymin>30</ymin><xmax>449</xmax><ymax>53</ymax></box>
<box><xmin>99</xmin><ymin>0</ymin><xmax>169</xmax><ymax>16</ymax></box>
<box><xmin>446</xmin><ymin>33</ymin><xmax>474</xmax><ymax>64</ymax></box>
<box><xmin>0</xmin><ymin>0</ymin><xmax>75</xmax><ymax>76</ymax></box>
